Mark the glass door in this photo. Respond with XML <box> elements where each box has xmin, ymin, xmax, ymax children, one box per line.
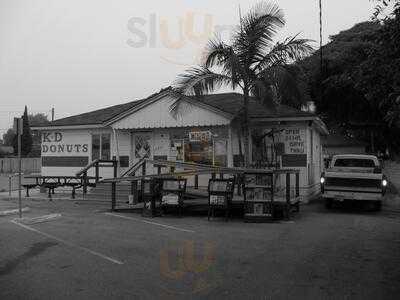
<box><xmin>132</xmin><ymin>132</ymin><xmax>152</xmax><ymax>174</ymax></box>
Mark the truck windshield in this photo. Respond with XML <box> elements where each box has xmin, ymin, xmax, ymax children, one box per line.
<box><xmin>334</xmin><ymin>159</ymin><xmax>376</xmax><ymax>168</ymax></box>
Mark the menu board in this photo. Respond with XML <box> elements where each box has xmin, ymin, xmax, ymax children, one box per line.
<box><xmin>284</xmin><ymin>129</ymin><xmax>306</xmax><ymax>154</ymax></box>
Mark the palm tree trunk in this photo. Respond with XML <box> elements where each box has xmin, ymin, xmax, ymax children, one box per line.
<box><xmin>243</xmin><ymin>88</ymin><xmax>250</xmax><ymax>167</ymax></box>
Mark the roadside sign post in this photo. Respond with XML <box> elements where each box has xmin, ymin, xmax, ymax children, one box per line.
<box><xmin>13</xmin><ymin>117</ymin><xmax>23</xmax><ymax>218</ymax></box>
<box><xmin>9</xmin><ymin>175</ymin><xmax>12</xmax><ymax>200</ymax></box>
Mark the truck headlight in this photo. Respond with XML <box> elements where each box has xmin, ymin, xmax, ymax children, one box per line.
<box><xmin>320</xmin><ymin>177</ymin><xmax>325</xmax><ymax>184</ymax></box>
<box><xmin>382</xmin><ymin>179</ymin><xmax>388</xmax><ymax>187</ymax></box>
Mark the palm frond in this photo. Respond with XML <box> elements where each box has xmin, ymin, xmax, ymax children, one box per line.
<box><xmin>173</xmin><ymin>66</ymin><xmax>234</xmax><ymax>96</ymax></box>
<box><xmin>204</xmin><ymin>38</ymin><xmax>232</xmax><ymax>68</ymax></box>
<box><xmin>170</xmin><ymin>67</ymin><xmax>234</xmax><ymax>116</ymax></box>
<box><xmin>254</xmin><ymin>36</ymin><xmax>314</xmax><ymax>72</ymax></box>
<box><xmin>233</xmin><ymin>2</ymin><xmax>285</xmax><ymax>67</ymax></box>
<box><xmin>203</xmin><ymin>38</ymin><xmax>245</xmax><ymax>86</ymax></box>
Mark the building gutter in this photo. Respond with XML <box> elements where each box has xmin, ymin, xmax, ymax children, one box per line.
<box><xmin>31</xmin><ymin>124</ymin><xmax>104</xmax><ymax>131</ymax></box>
<box><xmin>251</xmin><ymin>116</ymin><xmax>329</xmax><ymax>135</ymax></box>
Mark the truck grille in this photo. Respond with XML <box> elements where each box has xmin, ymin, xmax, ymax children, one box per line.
<box><xmin>325</xmin><ymin>177</ymin><xmax>382</xmax><ymax>188</ymax></box>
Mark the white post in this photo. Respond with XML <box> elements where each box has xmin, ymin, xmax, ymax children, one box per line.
<box><xmin>212</xmin><ymin>137</ymin><xmax>215</xmax><ymax>166</ymax></box>
<box><xmin>112</xmin><ymin>128</ymin><xmax>120</xmax><ymax>176</ymax></box>
<box><xmin>17</xmin><ymin>119</ymin><xmax>22</xmax><ymax>218</ymax></box>
<box><xmin>9</xmin><ymin>175</ymin><xmax>12</xmax><ymax>200</ymax></box>
<box><xmin>227</xmin><ymin>126</ymin><xmax>234</xmax><ymax>168</ymax></box>
<box><xmin>248</xmin><ymin>128</ymin><xmax>252</xmax><ymax>165</ymax></box>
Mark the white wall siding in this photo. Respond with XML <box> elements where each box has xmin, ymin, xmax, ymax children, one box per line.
<box><xmin>41</xmin><ymin>128</ymin><xmax>115</xmax><ymax>178</ymax></box>
<box><xmin>112</xmin><ymin>96</ymin><xmax>231</xmax><ymax>129</ymax></box>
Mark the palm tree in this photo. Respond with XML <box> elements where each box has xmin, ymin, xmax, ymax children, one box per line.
<box><xmin>173</xmin><ymin>2</ymin><xmax>313</xmax><ymax>166</ymax></box>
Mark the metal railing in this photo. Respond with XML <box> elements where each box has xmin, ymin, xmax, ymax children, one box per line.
<box><xmin>120</xmin><ymin>157</ymin><xmax>147</xmax><ymax>178</ymax></box>
<box><xmin>102</xmin><ymin>159</ymin><xmax>300</xmax><ymax>212</ymax></box>
<box><xmin>8</xmin><ymin>172</ymin><xmax>25</xmax><ymax>200</ymax></box>
<box><xmin>75</xmin><ymin>158</ymin><xmax>118</xmax><ymax>195</ymax></box>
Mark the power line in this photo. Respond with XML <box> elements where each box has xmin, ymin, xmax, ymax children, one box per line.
<box><xmin>319</xmin><ymin>0</ymin><xmax>323</xmax><ymax>106</ymax></box>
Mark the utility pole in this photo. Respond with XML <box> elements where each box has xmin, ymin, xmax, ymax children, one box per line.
<box><xmin>14</xmin><ymin>117</ymin><xmax>23</xmax><ymax>218</ymax></box>
<box><xmin>319</xmin><ymin>0</ymin><xmax>323</xmax><ymax>103</ymax></box>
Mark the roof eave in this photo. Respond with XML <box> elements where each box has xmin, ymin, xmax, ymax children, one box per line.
<box><xmin>31</xmin><ymin>124</ymin><xmax>105</xmax><ymax>131</ymax></box>
<box><xmin>104</xmin><ymin>91</ymin><xmax>235</xmax><ymax>127</ymax></box>
<box><xmin>251</xmin><ymin>115</ymin><xmax>329</xmax><ymax>135</ymax></box>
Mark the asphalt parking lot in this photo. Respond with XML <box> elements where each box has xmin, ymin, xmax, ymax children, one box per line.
<box><xmin>1</xmin><ymin>197</ymin><xmax>400</xmax><ymax>300</ymax></box>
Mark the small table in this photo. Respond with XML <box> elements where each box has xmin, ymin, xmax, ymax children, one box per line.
<box><xmin>23</xmin><ymin>175</ymin><xmax>97</xmax><ymax>199</ymax></box>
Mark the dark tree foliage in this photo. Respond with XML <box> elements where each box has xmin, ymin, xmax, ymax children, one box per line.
<box><xmin>29</xmin><ymin>113</ymin><xmax>50</xmax><ymax>126</ymax></box>
<box><xmin>3</xmin><ymin>112</ymin><xmax>49</xmax><ymax>157</ymax></box>
<box><xmin>12</xmin><ymin>106</ymin><xmax>33</xmax><ymax>156</ymax></box>
<box><xmin>300</xmin><ymin>22</ymin><xmax>380</xmax><ymax>126</ymax></box>
<box><xmin>354</xmin><ymin>5</ymin><xmax>400</xmax><ymax>151</ymax></box>
<box><xmin>300</xmin><ymin>12</ymin><xmax>400</xmax><ymax>155</ymax></box>
<box><xmin>29</xmin><ymin>113</ymin><xmax>50</xmax><ymax>157</ymax></box>
<box><xmin>2</xmin><ymin>128</ymin><xmax>15</xmax><ymax>146</ymax></box>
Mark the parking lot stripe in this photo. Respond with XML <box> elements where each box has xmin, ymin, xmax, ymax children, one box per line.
<box><xmin>10</xmin><ymin>220</ymin><xmax>124</xmax><ymax>265</ymax></box>
<box><xmin>104</xmin><ymin>213</ymin><xmax>195</xmax><ymax>233</ymax></box>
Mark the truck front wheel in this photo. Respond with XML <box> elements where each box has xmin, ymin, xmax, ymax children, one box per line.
<box><xmin>374</xmin><ymin>201</ymin><xmax>382</xmax><ymax>211</ymax></box>
<box><xmin>325</xmin><ymin>198</ymin><xmax>333</xmax><ymax>209</ymax></box>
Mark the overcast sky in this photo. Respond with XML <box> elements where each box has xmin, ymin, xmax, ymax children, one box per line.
<box><xmin>0</xmin><ymin>0</ymin><xmax>375</xmax><ymax>135</ymax></box>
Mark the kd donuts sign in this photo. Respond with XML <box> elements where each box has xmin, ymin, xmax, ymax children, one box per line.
<box><xmin>41</xmin><ymin>132</ymin><xmax>89</xmax><ymax>154</ymax></box>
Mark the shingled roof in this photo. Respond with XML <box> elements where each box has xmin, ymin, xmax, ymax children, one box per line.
<box><xmin>43</xmin><ymin>87</ymin><xmax>171</xmax><ymax>127</ymax></box>
<box><xmin>47</xmin><ymin>99</ymin><xmax>147</xmax><ymax>127</ymax></box>
<box><xmin>40</xmin><ymin>88</ymin><xmax>315</xmax><ymax>127</ymax></box>
<box><xmin>195</xmin><ymin>93</ymin><xmax>314</xmax><ymax>118</ymax></box>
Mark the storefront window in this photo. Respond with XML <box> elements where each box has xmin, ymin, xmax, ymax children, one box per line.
<box><xmin>92</xmin><ymin>133</ymin><xmax>111</xmax><ymax>161</ymax></box>
<box><xmin>101</xmin><ymin>134</ymin><xmax>111</xmax><ymax>160</ymax></box>
<box><xmin>169</xmin><ymin>128</ymin><xmax>228</xmax><ymax>166</ymax></box>
<box><xmin>184</xmin><ymin>141</ymin><xmax>213</xmax><ymax>165</ymax></box>
<box><xmin>92</xmin><ymin>134</ymin><xmax>100</xmax><ymax>161</ymax></box>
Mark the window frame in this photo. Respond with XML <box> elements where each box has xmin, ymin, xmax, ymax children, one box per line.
<box><xmin>91</xmin><ymin>133</ymin><xmax>111</xmax><ymax>161</ymax></box>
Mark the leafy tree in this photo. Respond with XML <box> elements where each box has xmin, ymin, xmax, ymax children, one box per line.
<box><xmin>29</xmin><ymin>113</ymin><xmax>50</xmax><ymax>126</ymax></box>
<box><xmin>2</xmin><ymin>128</ymin><xmax>15</xmax><ymax>147</ymax></box>
<box><xmin>29</xmin><ymin>113</ymin><xmax>49</xmax><ymax>157</ymax></box>
<box><xmin>300</xmin><ymin>4</ymin><xmax>400</xmax><ymax>155</ymax></box>
<box><xmin>372</xmin><ymin>0</ymin><xmax>400</xmax><ymax>20</ymax></box>
<box><xmin>299</xmin><ymin>21</ymin><xmax>381</xmax><ymax>128</ymax></box>
<box><xmin>2</xmin><ymin>111</ymin><xmax>49</xmax><ymax>157</ymax></box>
<box><xmin>12</xmin><ymin>106</ymin><xmax>33</xmax><ymax>156</ymax></box>
<box><xmin>173</xmin><ymin>2</ymin><xmax>313</xmax><ymax>166</ymax></box>
<box><xmin>353</xmin><ymin>5</ymin><xmax>400</xmax><ymax>152</ymax></box>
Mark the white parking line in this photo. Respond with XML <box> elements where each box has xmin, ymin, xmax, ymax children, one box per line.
<box><xmin>0</xmin><ymin>207</ymin><xmax>30</xmax><ymax>216</ymax></box>
<box><xmin>11</xmin><ymin>220</ymin><xmax>124</xmax><ymax>265</ymax></box>
<box><xmin>104</xmin><ymin>212</ymin><xmax>195</xmax><ymax>233</ymax></box>
<box><xmin>14</xmin><ymin>213</ymin><xmax>62</xmax><ymax>225</ymax></box>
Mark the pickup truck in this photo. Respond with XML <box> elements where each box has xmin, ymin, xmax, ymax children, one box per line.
<box><xmin>321</xmin><ymin>154</ymin><xmax>388</xmax><ymax>210</ymax></box>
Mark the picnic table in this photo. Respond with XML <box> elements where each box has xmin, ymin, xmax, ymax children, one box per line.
<box><xmin>23</xmin><ymin>175</ymin><xmax>97</xmax><ymax>198</ymax></box>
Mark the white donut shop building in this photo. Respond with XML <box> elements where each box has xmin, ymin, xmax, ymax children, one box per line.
<box><xmin>33</xmin><ymin>87</ymin><xmax>328</xmax><ymax>201</ymax></box>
